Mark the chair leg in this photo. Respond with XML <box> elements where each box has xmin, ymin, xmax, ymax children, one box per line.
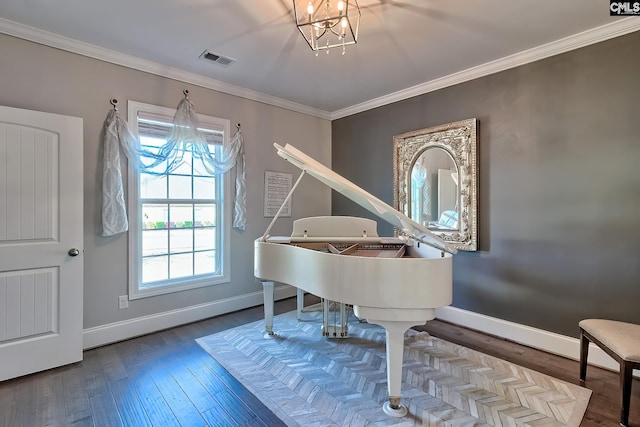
<box><xmin>579</xmin><ymin>330</ymin><xmax>589</xmax><ymax>385</ymax></box>
<box><xmin>620</xmin><ymin>361</ymin><xmax>633</xmax><ymax>427</ymax></box>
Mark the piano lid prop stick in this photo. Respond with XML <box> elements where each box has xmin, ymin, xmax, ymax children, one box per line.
<box><xmin>260</xmin><ymin>170</ymin><xmax>307</xmax><ymax>242</ymax></box>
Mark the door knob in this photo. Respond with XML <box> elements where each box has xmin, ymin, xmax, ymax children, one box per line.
<box><xmin>68</xmin><ymin>248</ymin><xmax>80</xmax><ymax>257</ymax></box>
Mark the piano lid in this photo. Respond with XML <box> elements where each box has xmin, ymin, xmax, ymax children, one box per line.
<box><xmin>274</xmin><ymin>143</ymin><xmax>457</xmax><ymax>254</ymax></box>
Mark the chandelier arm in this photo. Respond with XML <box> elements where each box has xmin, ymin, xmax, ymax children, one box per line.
<box><xmin>311</xmin><ymin>17</ymin><xmax>341</xmax><ymax>30</ymax></box>
<box><xmin>311</xmin><ymin>28</ymin><xmax>327</xmax><ymax>43</ymax></box>
<box><xmin>329</xmin><ymin>26</ymin><xmax>343</xmax><ymax>37</ymax></box>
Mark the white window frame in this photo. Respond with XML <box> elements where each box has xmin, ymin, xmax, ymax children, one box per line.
<box><xmin>127</xmin><ymin>100</ymin><xmax>231</xmax><ymax>300</ymax></box>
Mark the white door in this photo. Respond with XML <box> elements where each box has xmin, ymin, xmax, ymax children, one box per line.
<box><xmin>0</xmin><ymin>105</ymin><xmax>83</xmax><ymax>381</ymax></box>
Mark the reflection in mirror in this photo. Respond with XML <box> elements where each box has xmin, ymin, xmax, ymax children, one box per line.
<box><xmin>394</xmin><ymin>119</ymin><xmax>478</xmax><ymax>251</ymax></box>
<box><xmin>410</xmin><ymin>148</ymin><xmax>458</xmax><ymax>230</ymax></box>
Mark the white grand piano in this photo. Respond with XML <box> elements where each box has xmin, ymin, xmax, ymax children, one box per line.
<box><xmin>255</xmin><ymin>143</ymin><xmax>457</xmax><ymax>417</ymax></box>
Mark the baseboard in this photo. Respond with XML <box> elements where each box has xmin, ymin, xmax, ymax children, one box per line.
<box><xmin>435</xmin><ymin>306</ymin><xmax>634</xmax><ymax>375</ymax></box>
<box><xmin>82</xmin><ymin>285</ymin><xmax>297</xmax><ymax>349</ymax></box>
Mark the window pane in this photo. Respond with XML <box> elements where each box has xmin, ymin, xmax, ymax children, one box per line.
<box><xmin>170</xmin><ymin>253</ymin><xmax>193</xmax><ymax>279</ymax></box>
<box><xmin>140</xmin><ymin>174</ymin><xmax>167</xmax><ymax>199</ymax></box>
<box><xmin>195</xmin><ymin>228</ymin><xmax>215</xmax><ymax>251</ymax></box>
<box><xmin>192</xmin><ymin>154</ymin><xmax>214</xmax><ymax>176</ymax></box>
<box><xmin>170</xmin><ymin>229</ymin><xmax>193</xmax><ymax>254</ymax></box>
<box><xmin>170</xmin><ymin>204</ymin><xmax>193</xmax><ymax>228</ymax></box>
<box><xmin>143</xmin><ymin>204</ymin><xmax>168</xmax><ymax>229</ymax></box>
<box><xmin>169</xmin><ymin>175</ymin><xmax>192</xmax><ymax>199</ymax></box>
<box><xmin>195</xmin><ymin>204</ymin><xmax>216</xmax><ymax>226</ymax></box>
<box><xmin>194</xmin><ymin>177</ymin><xmax>216</xmax><ymax>199</ymax></box>
<box><xmin>142</xmin><ymin>256</ymin><xmax>168</xmax><ymax>283</ymax></box>
<box><xmin>140</xmin><ymin>148</ymin><xmax>169</xmax><ymax>174</ymax></box>
<box><xmin>172</xmin><ymin>150</ymin><xmax>192</xmax><ymax>175</ymax></box>
<box><xmin>140</xmin><ymin>136</ymin><xmax>166</xmax><ymax>148</ymax></box>
<box><xmin>142</xmin><ymin>230</ymin><xmax>168</xmax><ymax>256</ymax></box>
<box><xmin>194</xmin><ymin>250</ymin><xmax>216</xmax><ymax>275</ymax></box>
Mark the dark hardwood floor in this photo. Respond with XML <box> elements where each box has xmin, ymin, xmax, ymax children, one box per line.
<box><xmin>1</xmin><ymin>296</ymin><xmax>638</xmax><ymax>426</ymax></box>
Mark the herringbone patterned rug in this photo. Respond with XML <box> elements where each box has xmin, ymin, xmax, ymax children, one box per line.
<box><xmin>197</xmin><ymin>310</ymin><xmax>590</xmax><ymax>426</ymax></box>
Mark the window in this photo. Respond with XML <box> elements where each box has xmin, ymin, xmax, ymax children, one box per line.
<box><xmin>127</xmin><ymin>101</ymin><xmax>231</xmax><ymax>299</ymax></box>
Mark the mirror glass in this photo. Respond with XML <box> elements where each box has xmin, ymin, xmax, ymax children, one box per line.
<box><xmin>393</xmin><ymin>119</ymin><xmax>478</xmax><ymax>251</ymax></box>
<box><xmin>410</xmin><ymin>148</ymin><xmax>458</xmax><ymax>230</ymax></box>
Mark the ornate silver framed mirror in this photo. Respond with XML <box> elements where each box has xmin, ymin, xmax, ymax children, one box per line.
<box><xmin>393</xmin><ymin>118</ymin><xmax>478</xmax><ymax>251</ymax></box>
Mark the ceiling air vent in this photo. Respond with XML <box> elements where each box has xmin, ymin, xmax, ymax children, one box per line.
<box><xmin>199</xmin><ymin>50</ymin><xmax>235</xmax><ymax>67</ymax></box>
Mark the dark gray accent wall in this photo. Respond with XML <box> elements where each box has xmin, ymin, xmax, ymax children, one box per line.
<box><xmin>331</xmin><ymin>31</ymin><xmax>640</xmax><ymax>337</ymax></box>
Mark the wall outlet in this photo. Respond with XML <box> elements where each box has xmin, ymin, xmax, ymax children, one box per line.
<box><xmin>118</xmin><ymin>295</ymin><xmax>129</xmax><ymax>309</ymax></box>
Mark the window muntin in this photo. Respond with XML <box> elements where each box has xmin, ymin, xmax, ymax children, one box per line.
<box><xmin>127</xmin><ymin>101</ymin><xmax>230</xmax><ymax>299</ymax></box>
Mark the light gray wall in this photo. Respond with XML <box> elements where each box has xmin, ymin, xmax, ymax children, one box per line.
<box><xmin>0</xmin><ymin>34</ymin><xmax>331</xmax><ymax>331</ymax></box>
<box><xmin>332</xmin><ymin>31</ymin><xmax>640</xmax><ymax>337</ymax></box>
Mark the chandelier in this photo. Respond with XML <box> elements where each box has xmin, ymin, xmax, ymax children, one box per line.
<box><xmin>293</xmin><ymin>0</ymin><xmax>361</xmax><ymax>55</ymax></box>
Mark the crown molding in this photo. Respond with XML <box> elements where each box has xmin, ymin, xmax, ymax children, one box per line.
<box><xmin>330</xmin><ymin>18</ymin><xmax>640</xmax><ymax>120</ymax></box>
<box><xmin>0</xmin><ymin>17</ymin><xmax>332</xmax><ymax>120</ymax></box>
<box><xmin>1</xmin><ymin>17</ymin><xmax>638</xmax><ymax>121</ymax></box>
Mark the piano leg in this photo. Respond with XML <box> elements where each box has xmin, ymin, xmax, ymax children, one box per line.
<box><xmin>296</xmin><ymin>288</ymin><xmax>304</xmax><ymax>320</ymax></box>
<box><xmin>355</xmin><ymin>306</ymin><xmax>435</xmax><ymax>418</ymax></box>
<box><xmin>262</xmin><ymin>281</ymin><xmax>275</xmax><ymax>337</ymax></box>
<box><xmin>372</xmin><ymin>321</ymin><xmax>419</xmax><ymax>417</ymax></box>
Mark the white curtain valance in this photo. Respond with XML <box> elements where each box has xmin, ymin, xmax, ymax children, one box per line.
<box><xmin>101</xmin><ymin>95</ymin><xmax>246</xmax><ymax>237</ymax></box>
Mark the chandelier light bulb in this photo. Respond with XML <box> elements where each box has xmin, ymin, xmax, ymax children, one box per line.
<box><xmin>337</xmin><ymin>0</ymin><xmax>344</xmax><ymax>11</ymax></box>
<box><xmin>341</xmin><ymin>17</ymin><xmax>347</xmax><ymax>28</ymax></box>
<box><xmin>307</xmin><ymin>1</ymin><xmax>314</xmax><ymax>15</ymax></box>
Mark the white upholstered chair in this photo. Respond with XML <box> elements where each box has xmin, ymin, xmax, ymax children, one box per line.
<box><xmin>579</xmin><ymin>319</ymin><xmax>640</xmax><ymax>427</ymax></box>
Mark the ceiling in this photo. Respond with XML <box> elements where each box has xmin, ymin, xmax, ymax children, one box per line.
<box><xmin>0</xmin><ymin>1</ymin><xmax>637</xmax><ymax>119</ymax></box>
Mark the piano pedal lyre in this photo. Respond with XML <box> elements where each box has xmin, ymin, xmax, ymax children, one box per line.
<box><xmin>321</xmin><ymin>298</ymin><xmax>350</xmax><ymax>338</ymax></box>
